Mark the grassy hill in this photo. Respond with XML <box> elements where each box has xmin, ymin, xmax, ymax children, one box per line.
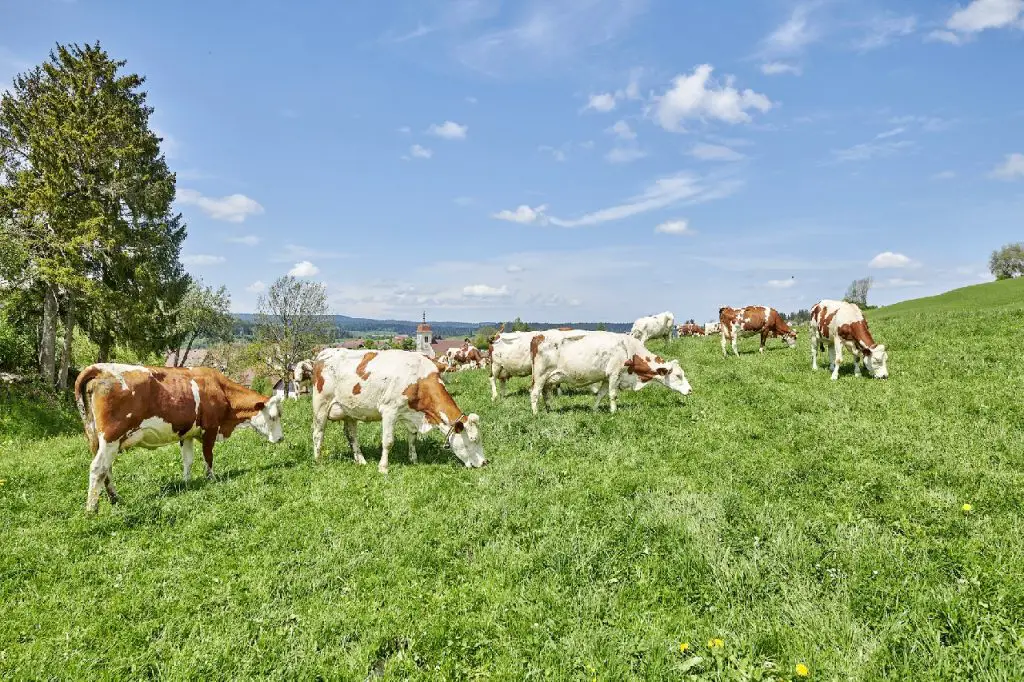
<box><xmin>2</xmin><ymin>280</ymin><xmax>1022</xmax><ymax>679</ymax></box>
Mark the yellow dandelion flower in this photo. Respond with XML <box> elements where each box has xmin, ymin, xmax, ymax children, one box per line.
<box><xmin>707</xmin><ymin>638</ymin><xmax>724</xmax><ymax>649</ymax></box>
<box><xmin>680</xmin><ymin>642</ymin><xmax>689</xmax><ymax>653</ymax></box>
<box><xmin>796</xmin><ymin>662</ymin><xmax>809</xmax><ymax>677</ymax></box>
<box><xmin>962</xmin><ymin>503</ymin><xmax>972</xmax><ymax>513</ymax></box>
<box><xmin>0</xmin><ymin>478</ymin><xmax>6</xmax><ymax>486</ymax></box>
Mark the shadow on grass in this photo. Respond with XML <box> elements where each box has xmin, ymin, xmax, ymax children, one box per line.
<box><xmin>0</xmin><ymin>384</ymin><xmax>82</xmax><ymax>440</ymax></box>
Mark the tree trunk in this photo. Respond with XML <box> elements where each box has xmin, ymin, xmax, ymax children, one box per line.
<box><xmin>177</xmin><ymin>333</ymin><xmax>197</xmax><ymax>367</ymax></box>
<box><xmin>39</xmin><ymin>284</ymin><xmax>58</xmax><ymax>386</ymax></box>
<box><xmin>57</xmin><ymin>291</ymin><xmax>75</xmax><ymax>390</ymax></box>
<box><xmin>97</xmin><ymin>336</ymin><xmax>111</xmax><ymax>363</ymax></box>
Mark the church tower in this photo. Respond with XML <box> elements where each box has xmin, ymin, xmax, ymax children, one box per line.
<box><xmin>416</xmin><ymin>311</ymin><xmax>434</xmax><ymax>357</ymax></box>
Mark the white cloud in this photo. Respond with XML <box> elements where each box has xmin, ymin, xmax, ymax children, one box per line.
<box><xmin>926</xmin><ymin>30</ymin><xmax>965</xmax><ymax>44</ymax></box>
<box><xmin>760</xmin><ymin>62</ymin><xmax>802</xmax><ymax>76</ymax></box>
<box><xmin>428</xmin><ymin>120</ymin><xmax>468</xmax><ymax>139</ymax></box>
<box><xmin>538</xmin><ymin>145</ymin><xmax>568</xmax><ymax>162</ymax></box>
<box><xmin>652</xmin><ymin>65</ymin><xmax>772</xmax><ymax>132</ymax></box>
<box><xmin>246</xmin><ymin>280</ymin><xmax>266</xmax><ymax>293</ymax></box>
<box><xmin>506</xmin><ymin>264</ymin><xmax>525</xmax><ymax>273</ymax></box>
<box><xmin>619</xmin><ymin>69</ymin><xmax>643</xmax><ymax>100</ymax></box>
<box><xmin>990</xmin><ymin>152</ymin><xmax>1024</xmax><ymax>179</ymax></box>
<box><xmin>947</xmin><ymin>0</ymin><xmax>1023</xmax><ymax>33</ymax></box>
<box><xmin>288</xmin><ymin>261</ymin><xmax>320</xmax><ymax>277</ymax></box>
<box><xmin>875</xmin><ymin>127</ymin><xmax>906</xmax><ymax>139</ymax></box>
<box><xmin>932</xmin><ymin>170</ymin><xmax>957</xmax><ymax>180</ymax></box>
<box><xmin>832</xmin><ymin>139</ymin><xmax>913</xmax><ymax>162</ymax></box>
<box><xmin>462</xmin><ymin>284</ymin><xmax>510</xmax><ymax>297</ymax></box>
<box><xmin>869</xmin><ymin>251</ymin><xmax>916</xmax><ymax>269</ymax></box>
<box><xmin>689</xmin><ymin>143</ymin><xmax>745</xmax><ymax>162</ymax></box>
<box><xmin>579</xmin><ymin>140</ymin><xmax>595</xmax><ymax>150</ymax></box>
<box><xmin>227</xmin><ymin>235</ymin><xmax>261</xmax><ymax>246</ymax></box>
<box><xmin>767</xmin><ymin>278</ymin><xmax>797</xmax><ymax>288</ymax></box>
<box><xmin>855</xmin><ymin>14</ymin><xmax>917</xmax><ymax>50</ymax></box>
<box><xmin>606</xmin><ymin>120</ymin><xmax>636</xmax><ymax>140</ymax></box>
<box><xmin>584</xmin><ymin>93</ymin><xmax>617</xmax><ymax>112</ymax></box>
<box><xmin>177</xmin><ymin>189</ymin><xmax>265</xmax><ymax>223</ymax></box>
<box><xmin>408</xmin><ymin>144</ymin><xmax>433</xmax><ymax>159</ymax></box>
<box><xmin>761</xmin><ymin>4</ymin><xmax>818</xmax><ymax>56</ymax></box>
<box><xmin>605</xmin><ymin>147</ymin><xmax>647</xmax><ymax>163</ymax></box>
<box><xmin>397</xmin><ymin>126</ymin><xmax>412</xmax><ymax>134</ymax></box>
<box><xmin>876</xmin><ymin>277</ymin><xmax>924</xmax><ymax>288</ymax></box>
<box><xmin>181</xmin><ymin>254</ymin><xmax>226</xmax><ymax>266</ymax></box>
<box><xmin>492</xmin><ymin>204</ymin><xmax>549</xmax><ymax>224</ymax></box>
<box><xmin>888</xmin><ymin>115</ymin><xmax>954</xmax><ymax>133</ymax></box>
<box><xmin>654</xmin><ymin>219</ymin><xmax>693</xmax><ymax>235</ymax></box>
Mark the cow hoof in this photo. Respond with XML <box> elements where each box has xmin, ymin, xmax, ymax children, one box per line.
<box><xmin>85</xmin><ymin>504</ymin><xmax>99</xmax><ymax>514</ymax></box>
<box><xmin>354</xmin><ymin>456</ymin><xmax>367</xmax><ymax>465</ymax></box>
<box><xmin>378</xmin><ymin>465</ymin><xmax>389</xmax><ymax>474</ymax></box>
<box><xmin>108</xmin><ymin>494</ymin><xmax>120</xmax><ymax>505</ymax></box>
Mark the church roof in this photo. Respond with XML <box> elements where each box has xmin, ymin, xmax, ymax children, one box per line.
<box><xmin>416</xmin><ymin>323</ymin><xmax>432</xmax><ymax>332</ymax></box>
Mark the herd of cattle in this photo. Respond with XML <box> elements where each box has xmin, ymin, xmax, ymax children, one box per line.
<box><xmin>72</xmin><ymin>298</ymin><xmax>887</xmax><ymax>512</ymax></box>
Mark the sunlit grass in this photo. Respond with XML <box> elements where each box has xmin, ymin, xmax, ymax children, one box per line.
<box><xmin>2</xmin><ymin>281</ymin><xmax>1023</xmax><ymax>679</ymax></box>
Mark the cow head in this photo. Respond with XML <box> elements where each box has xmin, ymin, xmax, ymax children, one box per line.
<box><xmin>656</xmin><ymin>359</ymin><xmax>692</xmax><ymax>396</ymax></box>
<box><xmin>863</xmin><ymin>344</ymin><xmax>888</xmax><ymax>379</ymax></box>
<box><xmin>249</xmin><ymin>394</ymin><xmax>285</xmax><ymax>443</ymax></box>
<box><xmin>440</xmin><ymin>412</ymin><xmax>487</xmax><ymax>468</ymax></box>
<box><xmin>293</xmin><ymin>360</ymin><xmax>313</xmax><ymax>383</ymax></box>
<box><xmin>782</xmin><ymin>330</ymin><xmax>798</xmax><ymax>348</ymax></box>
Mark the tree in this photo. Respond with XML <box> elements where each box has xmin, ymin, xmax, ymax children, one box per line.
<box><xmin>595</xmin><ymin>322</ymin><xmax>607</xmax><ymax>331</ymax></box>
<box><xmin>844</xmin><ymin>277</ymin><xmax>873</xmax><ymax>307</ymax></box>
<box><xmin>510</xmin><ymin>317</ymin><xmax>531</xmax><ymax>332</ymax></box>
<box><xmin>473</xmin><ymin>325</ymin><xmax>498</xmax><ymax>350</ymax></box>
<box><xmin>254</xmin><ymin>276</ymin><xmax>332</xmax><ymax>379</ymax></box>
<box><xmin>0</xmin><ymin>42</ymin><xmax>187</xmax><ymax>385</ymax></box>
<box><xmin>990</xmin><ymin>242</ymin><xmax>1024</xmax><ymax>280</ymax></box>
<box><xmin>168</xmin><ymin>279</ymin><xmax>234</xmax><ymax>366</ymax></box>
<box><xmin>399</xmin><ymin>336</ymin><xmax>415</xmax><ymax>351</ymax></box>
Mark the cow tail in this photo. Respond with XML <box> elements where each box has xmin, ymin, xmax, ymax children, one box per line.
<box><xmin>74</xmin><ymin>366</ymin><xmax>102</xmax><ymax>454</ymax></box>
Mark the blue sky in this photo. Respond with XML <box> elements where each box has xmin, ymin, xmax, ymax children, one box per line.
<box><xmin>3</xmin><ymin>0</ymin><xmax>1023</xmax><ymax>322</ymax></box>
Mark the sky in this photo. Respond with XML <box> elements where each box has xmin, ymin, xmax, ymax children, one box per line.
<box><xmin>2</xmin><ymin>0</ymin><xmax>1023</xmax><ymax>323</ymax></box>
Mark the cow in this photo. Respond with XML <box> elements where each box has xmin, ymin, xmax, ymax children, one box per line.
<box><xmin>718</xmin><ymin>306</ymin><xmax>797</xmax><ymax>357</ymax></box>
<box><xmin>704</xmin><ymin>322</ymin><xmax>721</xmax><ymax>335</ymax></box>
<box><xmin>74</xmin><ymin>364</ymin><xmax>284</xmax><ymax>512</ymax></box>
<box><xmin>530</xmin><ymin>331</ymin><xmax>692</xmax><ymax>415</ymax></box>
<box><xmin>294</xmin><ymin>359</ymin><xmax>314</xmax><ymax>384</ymax></box>
<box><xmin>677</xmin><ymin>323</ymin><xmax>706</xmax><ymax>337</ymax></box>
<box><xmin>810</xmin><ymin>300</ymin><xmax>889</xmax><ymax>380</ymax></box>
<box><xmin>489</xmin><ymin>328</ymin><xmax>592</xmax><ymax>401</ymax></box>
<box><xmin>310</xmin><ymin>348</ymin><xmax>487</xmax><ymax>473</ymax></box>
<box><xmin>630</xmin><ymin>311</ymin><xmax>675</xmax><ymax>344</ymax></box>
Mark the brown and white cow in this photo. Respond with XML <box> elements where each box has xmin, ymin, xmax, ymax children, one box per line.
<box><xmin>488</xmin><ymin>327</ymin><xmax>585</xmax><ymax>400</ymax></box>
<box><xmin>810</xmin><ymin>300</ymin><xmax>889</xmax><ymax>380</ymax></box>
<box><xmin>677</xmin><ymin>323</ymin><xmax>706</xmax><ymax>337</ymax></box>
<box><xmin>74</xmin><ymin>364</ymin><xmax>284</xmax><ymax>512</ymax></box>
<box><xmin>311</xmin><ymin>348</ymin><xmax>487</xmax><ymax>473</ymax></box>
<box><xmin>718</xmin><ymin>306</ymin><xmax>797</xmax><ymax>357</ymax></box>
<box><xmin>530</xmin><ymin>331</ymin><xmax>692</xmax><ymax>414</ymax></box>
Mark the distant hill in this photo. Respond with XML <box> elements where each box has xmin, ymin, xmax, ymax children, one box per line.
<box><xmin>233</xmin><ymin>314</ymin><xmax>633</xmax><ymax>338</ymax></box>
<box><xmin>872</xmin><ymin>277</ymin><xmax>1023</xmax><ymax>321</ymax></box>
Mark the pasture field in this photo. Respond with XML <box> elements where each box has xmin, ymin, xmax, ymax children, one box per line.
<box><xmin>2</xmin><ymin>279</ymin><xmax>1023</xmax><ymax>680</ymax></box>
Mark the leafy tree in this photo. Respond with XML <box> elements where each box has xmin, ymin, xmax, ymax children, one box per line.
<box><xmin>168</xmin><ymin>279</ymin><xmax>234</xmax><ymax>366</ymax></box>
<box><xmin>509</xmin><ymin>317</ymin><xmax>531</xmax><ymax>332</ymax></box>
<box><xmin>399</xmin><ymin>336</ymin><xmax>415</xmax><ymax>351</ymax></box>
<box><xmin>0</xmin><ymin>42</ymin><xmax>187</xmax><ymax>385</ymax></box>
<box><xmin>473</xmin><ymin>325</ymin><xmax>498</xmax><ymax>350</ymax></box>
<box><xmin>989</xmin><ymin>242</ymin><xmax>1024</xmax><ymax>280</ymax></box>
<box><xmin>595</xmin><ymin>322</ymin><xmax>607</xmax><ymax>331</ymax></box>
<box><xmin>844</xmin><ymin>277</ymin><xmax>873</xmax><ymax>307</ymax></box>
<box><xmin>254</xmin><ymin>276</ymin><xmax>332</xmax><ymax>379</ymax></box>
<box><xmin>363</xmin><ymin>339</ymin><xmax>377</xmax><ymax>350</ymax></box>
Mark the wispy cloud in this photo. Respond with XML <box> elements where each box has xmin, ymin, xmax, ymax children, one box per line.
<box><xmin>538</xmin><ymin>145</ymin><xmax>568</xmax><ymax>162</ymax></box>
<box><xmin>182</xmin><ymin>254</ymin><xmax>226</xmax><ymax>266</ymax></box>
<box><xmin>493</xmin><ymin>172</ymin><xmax>741</xmax><ymax>229</ymax></box>
<box><xmin>937</xmin><ymin>0</ymin><xmax>1024</xmax><ymax>44</ymax></box>
<box><xmin>652</xmin><ymin>64</ymin><xmax>772</xmax><ymax>132</ymax></box>
<box><xmin>177</xmin><ymin>189</ymin><xmax>265</xmax><ymax>223</ymax></box>
<box><xmin>875</xmin><ymin>127</ymin><xmax>905</xmax><ymax>139</ymax></box>
<box><xmin>246</xmin><ymin>280</ymin><xmax>267</xmax><ymax>293</ymax></box>
<box><xmin>767</xmin><ymin>278</ymin><xmax>797</xmax><ymax>288</ymax></box>
<box><xmin>760</xmin><ymin>61</ymin><xmax>802</xmax><ymax>76</ymax></box>
<box><xmin>759</xmin><ymin>3</ymin><xmax>819</xmax><ymax>57</ymax></box>
<box><xmin>854</xmin><ymin>13</ymin><xmax>917</xmax><ymax>50</ymax></box>
<box><xmin>990</xmin><ymin>152</ymin><xmax>1024</xmax><ymax>179</ymax></box>
<box><xmin>605</xmin><ymin>146</ymin><xmax>648</xmax><ymax>164</ymax></box>
<box><xmin>227</xmin><ymin>235</ymin><xmax>261</xmax><ymax>246</ymax></box>
<box><xmin>832</xmin><ymin>139</ymin><xmax>913</xmax><ymax>163</ymax></box>
<box><xmin>689</xmin><ymin>143</ymin><xmax>745</xmax><ymax>162</ymax></box>
<box><xmin>932</xmin><ymin>170</ymin><xmax>957</xmax><ymax>180</ymax></box>
<box><xmin>405</xmin><ymin>144</ymin><xmax>433</xmax><ymax>160</ymax></box>
<box><xmin>462</xmin><ymin>283</ymin><xmax>510</xmax><ymax>297</ymax></box>
<box><xmin>584</xmin><ymin>93</ymin><xmax>617</xmax><ymax>113</ymax></box>
<box><xmin>606</xmin><ymin>120</ymin><xmax>636</xmax><ymax>140</ymax></box>
<box><xmin>654</xmin><ymin>219</ymin><xmax>693</xmax><ymax>235</ymax></box>
<box><xmin>427</xmin><ymin>120</ymin><xmax>468</xmax><ymax>139</ymax></box>
<box><xmin>153</xmin><ymin>126</ymin><xmax>180</xmax><ymax>159</ymax></box>
<box><xmin>271</xmin><ymin>244</ymin><xmax>349</xmax><ymax>263</ymax></box>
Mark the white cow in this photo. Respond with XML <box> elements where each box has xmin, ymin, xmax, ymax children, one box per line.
<box><xmin>310</xmin><ymin>348</ymin><xmax>487</xmax><ymax>473</ymax></box>
<box><xmin>704</xmin><ymin>322</ymin><xmax>721</xmax><ymax>335</ymax></box>
<box><xmin>630</xmin><ymin>311</ymin><xmax>675</xmax><ymax>344</ymax></box>
<box><xmin>489</xmin><ymin>328</ymin><xmax>594</xmax><ymax>401</ymax></box>
<box><xmin>530</xmin><ymin>331</ymin><xmax>692</xmax><ymax>414</ymax></box>
<box><xmin>810</xmin><ymin>300</ymin><xmax>889</xmax><ymax>380</ymax></box>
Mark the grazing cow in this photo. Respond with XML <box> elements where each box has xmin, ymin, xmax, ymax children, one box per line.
<box><xmin>677</xmin><ymin>323</ymin><xmax>706</xmax><ymax>337</ymax></box>
<box><xmin>704</xmin><ymin>322</ymin><xmax>721</xmax><ymax>335</ymax></box>
<box><xmin>718</xmin><ymin>306</ymin><xmax>797</xmax><ymax>357</ymax></box>
<box><xmin>530</xmin><ymin>331</ymin><xmax>692</xmax><ymax>414</ymax></box>
<box><xmin>74</xmin><ymin>364</ymin><xmax>284</xmax><ymax>512</ymax></box>
<box><xmin>294</xmin><ymin>359</ymin><xmax>314</xmax><ymax>384</ymax></box>
<box><xmin>810</xmin><ymin>300</ymin><xmax>889</xmax><ymax>380</ymax></box>
<box><xmin>311</xmin><ymin>349</ymin><xmax>487</xmax><ymax>473</ymax></box>
<box><xmin>488</xmin><ymin>328</ymin><xmax>588</xmax><ymax>401</ymax></box>
<box><xmin>630</xmin><ymin>311</ymin><xmax>675</xmax><ymax>344</ymax></box>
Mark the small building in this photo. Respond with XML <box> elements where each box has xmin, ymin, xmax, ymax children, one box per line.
<box><xmin>416</xmin><ymin>312</ymin><xmax>435</xmax><ymax>358</ymax></box>
<box><xmin>340</xmin><ymin>339</ymin><xmax>365</xmax><ymax>350</ymax></box>
<box><xmin>272</xmin><ymin>378</ymin><xmax>301</xmax><ymax>399</ymax></box>
<box><xmin>164</xmin><ymin>349</ymin><xmax>209</xmax><ymax>368</ymax></box>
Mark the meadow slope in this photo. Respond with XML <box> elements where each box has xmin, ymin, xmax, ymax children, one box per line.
<box><xmin>2</xmin><ymin>280</ymin><xmax>1023</xmax><ymax>680</ymax></box>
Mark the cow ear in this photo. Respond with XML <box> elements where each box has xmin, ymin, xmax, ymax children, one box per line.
<box><xmin>453</xmin><ymin>420</ymin><xmax>466</xmax><ymax>433</ymax></box>
<box><xmin>623</xmin><ymin>358</ymin><xmax>635</xmax><ymax>373</ymax></box>
<box><xmin>467</xmin><ymin>413</ymin><xmax>479</xmax><ymax>424</ymax></box>
<box><xmin>656</xmin><ymin>367</ymin><xmax>670</xmax><ymax>376</ymax></box>
<box><xmin>253</xmin><ymin>401</ymin><xmax>266</xmax><ymax>411</ymax></box>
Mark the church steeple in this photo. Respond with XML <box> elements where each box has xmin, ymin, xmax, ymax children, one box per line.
<box><xmin>415</xmin><ymin>311</ymin><xmax>434</xmax><ymax>357</ymax></box>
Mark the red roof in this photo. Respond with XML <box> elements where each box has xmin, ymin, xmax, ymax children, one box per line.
<box><xmin>416</xmin><ymin>323</ymin><xmax>432</xmax><ymax>333</ymax></box>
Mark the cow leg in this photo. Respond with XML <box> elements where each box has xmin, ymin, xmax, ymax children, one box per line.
<box><xmin>181</xmin><ymin>438</ymin><xmax>195</xmax><ymax>480</ymax></box>
<box><xmin>811</xmin><ymin>336</ymin><xmax>819</xmax><ymax>370</ymax></box>
<box><xmin>853</xmin><ymin>353</ymin><xmax>863</xmax><ymax>378</ymax></box>
<box><xmin>732</xmin><ymin>334</ymin><xmax>740</xmax><ymax>357</ymax></box>
<box><xmin>202</xmin><ymin>430</ymin><xmax>218</xmax><ymax>479</ymax></box>
<box><xmin>720</xmin><ymin>331</ymin><xmax>728</xmax><ymax>358</ymax></box>
<box><xmin>760</xmin><ymin>331</ymin><xmax>768</xmax><ymax>353</ymax></box>
<box><xmin>489</xmin><ymin>373</ymin><xmax>499</xmax><ymax>401</ymax></box>
<box><xmin>592</xmin><ymin>383</ymin><xmax>608</xmax><ymax>411</ymax></box>
<box><xmin>530</xmin><ymin>376</ymin><xmax>546</xmax><ymax>415</ymax></box>
<box><xmin>379</xmin><ymin>412</ymin><xmax>395</xmax><ymax>474</ymax></box>
<box><xmin>312</xmin><ymin>401</ymin><xmax>330</xmax><ymax>462</ymax></box>
<box><xmin>343</xmin><ymin>418</ymin><xmax>365</xmax><ymax>465</ymax></box>
<box><xmin>103</xmin><ymin>471</ymin><xmax>120</xmax><ymax>505</ymax></box>
<box><xmin>831</xmin><ymin>338</ymin><xmax>842</xmax><ymax>381</ymax></box>
<box><xmin>86</xmin><ymin>438</ymin><xmax>118</xmax><ymax>513</ymax></box>
<box><xmin>407</xmin><ymin>425</ymin><xmax>418</xmax><ymax>464</ymax></box>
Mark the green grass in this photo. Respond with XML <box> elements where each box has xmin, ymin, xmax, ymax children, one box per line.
<box><xmin>2</xmin><ymin>282</ymin><xmax>1023</xmax><ymax>680</ymax></box>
